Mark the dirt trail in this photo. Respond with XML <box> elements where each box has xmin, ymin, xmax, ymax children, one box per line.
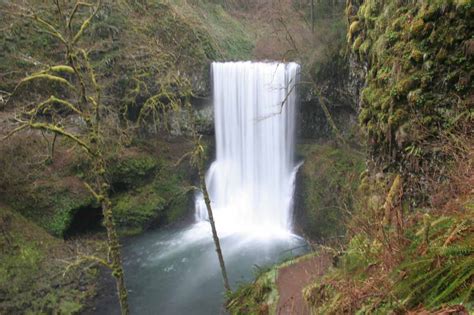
<box><xmin>276</xmin><ymin>254</ymin><xmax>331</xmax><ymax>315</ymax></box>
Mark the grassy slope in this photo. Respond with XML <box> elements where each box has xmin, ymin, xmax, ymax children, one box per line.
<box><xmin>168</xmin><ymin>0</ymin><xmax>254</xmax><ymax>60</ymax></box>
<box><xmin>303</xmin><ymin>188</ymin><xmax>473</xmax><ymax>314</ymax></box>
<box><xmin>0</xmin><ymin>1</ymin><xmax>254</xmax><ymax>97</ymax></box>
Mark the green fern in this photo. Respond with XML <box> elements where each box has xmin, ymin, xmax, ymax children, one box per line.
<box><xmin>395</xmin><ymin>214</ymin><xmax>474</xmax><ymax>310</ymax></box>
<box><xmin>438</xmin><ymin>244</ymin><xmax>474</xmax><ymax>257</ymax></box>
<box><xmin>427</xmin><ymin>258</ymin><xmax>474</xmax><ymax>307</ymax></box>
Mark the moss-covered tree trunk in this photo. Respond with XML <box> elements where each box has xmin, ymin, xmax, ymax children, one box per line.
<box><xmin>100</xmin><ymin>187</ymin><xmax>129</xmax><ymax>314</ymax></box>
<box><xmin>90</xmin><ymin>51</ymin><xmax>129</xmax><ymax>313</ymax></box>
<box><xmin>3</xmin><ymin>1</ymin><xmax>130</xmax><ymax>313</ymax></box>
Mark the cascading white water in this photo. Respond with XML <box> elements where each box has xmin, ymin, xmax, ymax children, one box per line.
<box><xmin>195</xmin><ymin>61</ymin><xmax>300</xmax><ymax>237</ymax></box>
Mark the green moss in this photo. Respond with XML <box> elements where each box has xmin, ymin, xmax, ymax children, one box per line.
<box><xmin>112</xmin><ymin>156</ymin><xmax>191</xmax><ymax>234</ymax></box>
<box><xmin>113</xmin><ymin>185</ymin><xmax>166</xmax><ymax>232</ymax></box>
<box><xmin>407</xmin><ymin>88</ymin><xmax>424</xmax><ymax>106</ymax></box>
<box><xmin>348</xmin><ymin>21</ymin><xmax>362</xmax><ymax>41</ymax></box>
<box><xmin>419</xmin><ymin>4</ymin><xmax>439</xmax><ymax>21</ymax></box>
<box><xmin>395</xmin><ymin>76</ymin><xmax>419</xmax><ymax>98</ymax></box>
<box><xmin>297</xmin><ymin>144</ymin><xmax>365</xmax><ymax>241</ymax></box>
<box><xmin>48</xmin><ymin>195</ymin><xmax>96</xmax><ymax>237</ymax></box>
<box><xmin>359</xmin><ymin>108</ymin><xmax>372</xmax><ymax>124</ymax></box>
<box><xmin>352</xmin><ymin>0</ymin><xmax>473</xmax><ymax>183</ymax></box>
<box><xmin>346</xmin><ymin>4</ymin><xmax>358</xmax><ymax>22</ymax></box>
<box><xmin>388</xmin><ymin>109</ymin><xmax>408</xmax><ymax>127</ymax></box>
<box><xmin>226</xmin><ymin>267</ymin><xmax>279</xmax><ymax>315</ymax></box>
<box><xmin>409</xmin><ymin>49</ymin><xmax>424</xmax><ymax>64</ymax></box>
<box><xmin>359</xmin><ymin>39</ymin><xmax>372</xmax><ymax>57</ymax></box>
<box><xmin>391</xmin><ymin>16</ymin><xmax>406</xmax><ymax>32</ymax></box>
<box><xmin>9</xmin><ymin>183</ymin><xmax>95</xmax><ymax>237</ymax></box>
<box><xmin>410</xmin><ymin>19</ymin><xmax>425</xmax><ymax>38</ymax></box>
<box><xmin>436</xmin><ymin>48</ymin><xmax>448</xmax><ymax>62</ymax></box>
<box><xmin>108</xmin><ymin>154</ymin><xmax>159</xmax><ymax>190</ymax></box>
<box><xmin>352</xmin><ymin>36</ymin><xmax>363</xmax><ymax>52</ymax></box>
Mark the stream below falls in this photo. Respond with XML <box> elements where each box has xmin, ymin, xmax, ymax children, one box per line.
<box><xmin>93</xmin><ymin>223</ymin><xmax>307</xmax><ymax>314</ymax></box>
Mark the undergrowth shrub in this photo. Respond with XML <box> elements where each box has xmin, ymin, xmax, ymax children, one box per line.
<box><xmin>226</xmin><ymin>267</ymin><xmax>278</xmax><ymax>315</ymax></box>
<box><xmin>395</xmin><ymin>213</ymin><xmax>474</xmax><ymax>310</ymax></box>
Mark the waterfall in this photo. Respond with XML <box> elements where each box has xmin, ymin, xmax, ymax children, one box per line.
<box><xmin>195</xmin><ymin>61</ymin><xmax>300</xmax><ymax>238</ymax></box>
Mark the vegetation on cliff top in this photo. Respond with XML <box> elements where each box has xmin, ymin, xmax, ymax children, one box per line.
<box><xmin>0</xmin><ymin>0</ymin><xmax>249</xmax><ymax>238</ymax></box>
<box><xmin>0</xmin><ymin>0</ymin><xmax>254</xmax><ymax>121</ymax></box>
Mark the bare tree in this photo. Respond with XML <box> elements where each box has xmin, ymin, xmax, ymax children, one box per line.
<box><xmin>193</xmin><ymin>132</ymin><xmax>231</xmax><ymax>292</ymax></box>
<box><xmin>3</xmin><ymin>1</ymin><xmax>130</xmax><ymax>313</ymax></box>
<box><xmin>177</xmin><ymin>92</ymin><xmax>231</xmax><ymax>292</ymax></box>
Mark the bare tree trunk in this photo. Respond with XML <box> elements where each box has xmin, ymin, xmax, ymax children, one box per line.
<box><xmin>197</xmin><ymin>156</ymin><xmax>231</xmax><ymax>292</ymax></box>
<box><xmin>186</xmin><ymin>100</ymin><xmax>231</xmax><ymax>292</ymax></box>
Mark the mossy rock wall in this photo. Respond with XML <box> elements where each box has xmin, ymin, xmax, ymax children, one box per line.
<box><xmin>347</xmin><ymin>0</ymin><xmax>474</xmax><ymax>203</ymax></box>
<box><xmin>294</xmin><ymin>143</ymin><xmax>365</xmax><ymax>241</ymax></box>
<box><xmin>0</xmin><ymin>133</ymin><xmax>195</xmax><ymax>237</ymax></box>
<box><xmin>111</xmin><ymin>155</ymin><xmax>193</xmax><ymax>235</ymax></box>
<box><xmin>0</xmin><ymin>134</ymin><xmax>96</xmax><ymax>237</ymax></box>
